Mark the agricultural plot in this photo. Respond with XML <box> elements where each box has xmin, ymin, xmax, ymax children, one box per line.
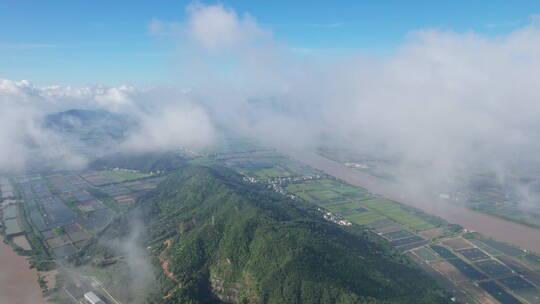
<box><xmin>339</xmin><ymin>207</ymin><xmax>368</xmax><ymax>216</ymax></box>
<box><xmin>431</xmin><ymin>245</ymin><xmax>458</xmax><ymax>260</ymax></box>
<box><xmin>41</xmin><ymin>230</ymin><xmax>56</xmax><ymax>239</ymax></box>
<box><xmin>72</xmin><ymin>190</ymin><xmax>94</xmax><ymax>202</ymax></box>
<box><xmin>390</xmin><ymin>236</ymin><xmax>424</xmax><ymax>247</ymax></box>
<box><xmin>525</xmin><ymin>254</ymin><xmax>540</xmax><ymax>266</ymax></box>
<box><xmin>80</xmin><ymin>171</ymin><xmax>115</xmax><ymax>186</ymax></box>
<box><xmin>474</xmin><ymin>260</ymin><xmax>514</xmax><ymax>277</ymax></box>
<box><xmin>446</xmin><ymin>258</ymin><xmax>487</xmax><ymax>280</ymax></box>
<box><xmin>414</xmin><ymin>247</ymin><xmax>440</xmax><ymax>262</ymax></box>
<box><xmin>443</xmin><ymin>238</ymin><xmax>473</xmax><ymax>250</ymax></box>
<box><xmin>64</xmin><ymin>223</ymin><xmax>91</xmax><ymax>242</ymax></box>
<box><xmin>513</xmin><ymin>288</ymin><xmax>540</xmax><ymax>304</ymax></box>
<box><xmin>48</xmin><ymin>174</ymin><xmax>88</xmax><ymax>193</ymax></box>
<box><xmin>309</xmin><ymin>189</ymin><xmax>344</xmax><ymax>201</ymax></box>
<box><xmin>457</xmin><ymin>248</ymin><xmax>490</xmax><ymax>261</ymax></box>
<box><xmin>523</xmin><ymin>272</ymin><xmax>540</xmax><ymax>287</ymax></box>
<box><xmin>253</xmin><ymin>167</ymin><xmax>290</xmax><ymax>179</ymax></box>
<box><xmin>330</xmin><ymin>184</ymin><xmax>370</xmax><ymax>198</ymax></box>
<box><xmin>499</xmin><ymin>276</ymin><xmax>535</xmax><ymax>290</ymax></box>
<box><xmin>2</xmin><ymin>204</ymin><xmax>18</xmax><ymax>220</ymax></box>
<box><xmin>46</xmin><ymin>234</ymin><xmax>71</xmax><ymax>248</ymax></box>
<box><xmin>344</xmin><ymin>211</ymin><xmax>386</xmax><ymax>225</ymax></box>
<box><xmin>479</xmin><ymin>281</ymin><xmax>522</xmax><ymax>304</ymax></box>
<box><xmin>431</xmin><ymin>260</ymin><xmax>469</xmax><ymax>282</ymax></box>
<box><xmin>481</xmin><ymin>239</ymin><xmax>524</xmax><ymax>257</ymax></box>
<box><xmin>4</xmin><ymin>218</ymin><xmax>23</xmax><ymax>236</ymax></box>
<box><xmin>295</xmin><ymin>192</ymin><xmax>315</xmax><ymax>202</ymax></box>
<box><xmin>361</xmin><ymin>199</ymin><xmax>436</xmax><ymax>231</ymax></box>
<box><xmin>124</xmin><ymin>179</ymin><xmax>161</xmax><ymax>191</ymax></box>
<box><xmin>323</xmin><ymin>200</ymin><xmax>365</xmax><ymax>213</ymax></box>
<box><xmin>99</xmin><ymin>184</ymin><xmax>131</xmax><ymax>196</ymax></box>
<box><xmin>373</xmin><ymin>224</ymin><xmax>401</xmax><ymax>233</ymax></box>
<box><xmin>99</xmin><ymin>170</ymin><xmax>152</xmax><ymax>183</ymax></box>
<box><xmin>29</xmin><ymin>210</ymin><xmax>47</xmax><ymax>231</ymax></box>
<box><xmin>52</xmin><ymin>244</ymin><xmax>77</xmax><ymax>258</ymax></box>
<box><xmin>77</xmin><ymin>209</ymin><xmax>115</xmax><ymax>233</ymax></box>
<box><xmin>383</xmin><ymin>230</ymin><xmax>415</xmax><ymax>240</ymax></box>
<box><xmin>398</xmin><ymin>240</ymin><xmax>431</xmax><ymax>251</ymax></box>
<box><xmin>77</xmin><ymin>200</ymin><xmax>106</xmax><ymax>212</ymax></box>
<box><xmin>498</xmin><ymin>255</ymin><xmax>532</xmax><ymax>274</ymax></box>
<box><xmin>114</xmin><ymin>193</ymin><xmax>141</xmax><ymax>205</ymax></box>
<box><xmin>469</xmin><ymin>239</ymin><xmax>502</xmax><ymax>256</ymax></box>
<box><xmin>38</xmin><ymin>196</ymin><xmax>78</xmax><ymax>228</ymax></box>
<box><xmin>365</xmin><ymin>219</ymin><xmax>396</xmax><ymax>229</ymax></box>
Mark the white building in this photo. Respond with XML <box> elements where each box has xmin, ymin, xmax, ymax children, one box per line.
<box><xmin>84</xmin><ymin>292</ymin><xmax>105</xmax><ymax>304</ymax></box>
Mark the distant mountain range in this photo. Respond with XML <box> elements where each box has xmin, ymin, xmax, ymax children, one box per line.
<box><xmin>44</xmin><ymin>108</ymin><xmax>136</xmax><ymax>144</ymax></box>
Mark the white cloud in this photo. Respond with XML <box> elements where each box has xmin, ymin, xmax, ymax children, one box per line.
<box><xmin>121</xmin><ymin>105</ymin><xmax>215</xmax><ymax>152</ymax></box>
<box><xmin>0</xmin><ymin>78</ymin><xmax>216</xmax><ymax>172</ymax></box>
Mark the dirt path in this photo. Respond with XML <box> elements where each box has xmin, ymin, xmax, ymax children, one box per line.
<box><xmin>0</xmin><ymin>241</ymin><xmax>47</xmax><ymax>304</ymax></box>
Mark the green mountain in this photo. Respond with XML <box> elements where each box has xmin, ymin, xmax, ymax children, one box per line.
<box><xmin>78</xmin><ymin>166</ymin><xmax>451</xmax><ymax>304</ymax></box>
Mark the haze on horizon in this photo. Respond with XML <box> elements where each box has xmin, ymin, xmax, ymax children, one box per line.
<box><xmin>2</xmin><ymin>1</ymin><xmax>540</xmax><ymax>210</ymax></box>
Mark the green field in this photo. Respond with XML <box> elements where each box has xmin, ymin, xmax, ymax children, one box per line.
<box><xmin>295</xmin><ymin>192</ymin><xmax>316</xmax><ymax>202</ymax></box>
<box><xmin>331</xmin><ymin>184</ymin><xmax>369</xmax><ymax>197</ymax></box>
<box><xmin>309</xmin><ymin>189</ymin><xmax>343</xmax><ymax>201</ymax></box>
<box><xmin>324</xmin><ymin>200</ymin><xmax>364</xmax><ymax>213</ymax></box>
<box><xmin>99</xmin><ymin>170</ymin><xmax>152</xmax><ymax>183</ymax></box>
<box><xmin>254</xmin><ymin>167</ymin><xmax>290</xmax><ymax>179</ymax></box>
<box><xmin>285</xmin><ymin>182</ymin><xmax>331</xmax><ymax>192</ymax></box>
<box><xmin>344</xmin><ymin>211</ymin><xmax>386</xmax><ymax>225</ymax></box>
<box><xmin>360</xmin><ymin>199</ymin><xmax>436</xmax><ymax>231</ymax></box>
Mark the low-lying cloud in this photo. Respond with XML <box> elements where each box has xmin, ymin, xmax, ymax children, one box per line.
<box><xmin>3</xmin><ymin>2</ymin><xmax>540</xmax><ymax>208</ymax></box>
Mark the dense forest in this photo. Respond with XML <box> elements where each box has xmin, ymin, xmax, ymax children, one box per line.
<box><xmin>76</xmin><ymin>165</ymin><xmax>451</xmax><ymax>304</ymax></box>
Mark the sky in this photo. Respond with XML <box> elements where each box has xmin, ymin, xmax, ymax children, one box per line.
<box><xmin>3</xmin><ymin>0</ymin><xmax>540</xmax><ymax>208</ymax></box>
<box><xmin>1</xmin><ymin>0</ymin><xmax>539</xmax><ymax>86</ymax></box>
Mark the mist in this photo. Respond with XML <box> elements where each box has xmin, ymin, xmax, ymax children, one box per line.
<box><xmin>147</xmin><ymin>3</ymin><xmax>540</xmax><ymax>209</ymax></box>
<box><xmin>3</xmin><ymin>4</ymin><xmax>540</xmax><ymax>208</ymax></box>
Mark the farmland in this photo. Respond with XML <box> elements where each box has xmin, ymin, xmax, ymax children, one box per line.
<box><xmin>4</xmin><ymin>138</ymin><xmax>540</xmax><ymax>303</ymax></box>
<box><xmin>1</xmin><ymin>168</ymin><xmax>164</xmax><ymax>267</ymax></box>
<box><xmin>318</xmin><ymin>147</ymin><xmax>540</xmax><ymax>231</ymax></box>
<box><xmin>190</xmin><ymin>141</ymin><xmax>540</xmax><ymax>304</ymax></box>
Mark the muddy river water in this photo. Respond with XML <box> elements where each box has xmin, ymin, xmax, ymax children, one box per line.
<box><xmin>287</xmin><ymin>150</ymin><xmax>540</xmax><ymax>254</ymax></box>
<box><xmin>0</xmin><ymin>240</ymin><xmax>46</xmax><ymax>304</ymax></box>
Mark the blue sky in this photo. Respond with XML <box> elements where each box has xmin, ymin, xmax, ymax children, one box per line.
<box><xmin>1</xmin><ymin>0</ymin><xmax>539</xmax><ymax>86</ymax></box>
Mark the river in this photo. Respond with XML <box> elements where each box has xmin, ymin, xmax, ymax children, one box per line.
<box><xmin>287</xmin><ymin>150</ymin><xmax>540</xmax><ymax>254</ymax></box>
<box><xmin>0</xmin><ymin>240</ymin><xmax>47</xmax><ymax>304</ymax></box>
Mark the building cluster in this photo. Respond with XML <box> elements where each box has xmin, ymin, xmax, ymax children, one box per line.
<box><xmin>317</xmin><ymin>208</ymin><xmax>352</xmax><ymax>226</ymax></box>
<box><xmin>242</xmin><ymin>173</ymin><xmax>323</xmax><ymax>201</ymax></box>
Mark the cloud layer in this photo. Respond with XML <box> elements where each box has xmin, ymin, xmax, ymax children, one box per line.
<box><xmin>148</xmin><ymin>3</ymin><xmax>540</xmax><ymax>202</ymax></box>
<box><xmin>3</xmin><ymin>2</ymin><xmax>540</xmax><ymax>209</ymax></box>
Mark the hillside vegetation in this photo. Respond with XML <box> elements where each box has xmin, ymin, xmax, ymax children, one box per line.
<box><xmin>138</xmin><ymin>166</ymin><xmax>450</xmax><ymax>304</ymax></box>
<box><xmin>75</xmin><ymin>165</ymin><xmax>450</xmax><ymax>303</ymax></box>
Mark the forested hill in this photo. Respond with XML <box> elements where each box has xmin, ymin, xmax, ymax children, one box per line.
<box><xmin>136</xmin><ymin>166</ymin><xmax>451</xmax><ymax>304</ymax></box>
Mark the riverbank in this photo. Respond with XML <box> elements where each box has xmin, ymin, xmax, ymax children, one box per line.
<box><xmin>287</xmin><ymin>150</ymin><xmax>540</xmax><ymax>254</ymax></box>
<box><xmin>0</xmin><ymin>240</ymin><xmax>47</xmax><ymax>304</ymax></box>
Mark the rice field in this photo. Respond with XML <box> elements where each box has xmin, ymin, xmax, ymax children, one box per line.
<box><xmin>99</xmin><ymin>170</ymin><xmax>152</xmax><ymax>183</ymax></box>
<box><xmin>344</xmin><ymin>211</ymin><xmax>386</xmax><ymax>225</ymax></box>
<box><xmin>360</xmin><ymin>198</ymin><xmax>436</xmax><ymax>231</ymax></box>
